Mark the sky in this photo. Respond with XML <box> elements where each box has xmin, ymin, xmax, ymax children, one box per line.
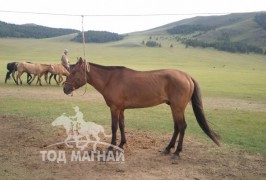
<box><xmin>0</xmin><ymin>0</ymin><xmax>265</xmax><ymax>34</ymax></box>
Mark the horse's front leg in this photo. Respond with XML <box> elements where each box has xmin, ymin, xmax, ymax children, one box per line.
<box><xmin>58</xmin><ymin>75</ymin><xmax>63</xmax><ymax>84</ymax></box>
<box><xmin>49</xmin><ymin>74</ymin><xmax>53</xmax><ymax>85</ymax></box>
<box><xmin>28</xmin><ymin>75</ymin><xmax>36</xmax><ymax>85</ymax></box>
<box><xmin>37</xmin><ymin>74</ymin><xmax>43</xmax><ymax>86</ymax></box>
<box><xmin>54</xmin><ymin>75</ymin><xmax>59</xmax><ymax>85</ymax></box>
<box><xmin>44</xmin><ymin>72</ymin><xmax>48</xmax><ymax>84</ymax></box>
<box><xmin>118</xmin><ymin>110</ymin><xmax>126</xmax><ymax>149</ymax></box>
<box><xmin>108</xmin><ymin>107</ymin><xmax>120</xmax><ymax>151</ymax></box>
<box><xmin>27</xmin><ymin>73</ymin><xmax>32</xmax><ymax>84</ymax></box>
<box><xmin>39</xmin><ymin>76</ymin><xmax>42</xmax><ymax>86</ymax></box>
<box><xmin>36</xmin><ymin>76</ymin><xmax>41</xmax><ymax>86</ymax></box>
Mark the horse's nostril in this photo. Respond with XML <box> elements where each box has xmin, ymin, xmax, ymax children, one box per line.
<box><xmin>63</xmin><ymin>87</ymin><xmax>69</xmax><ymax>94</ymax></box>
<box><xmin>63</xmin><ymin>86</ymin><xmax>72</xmax><ymax>94</ymax></box>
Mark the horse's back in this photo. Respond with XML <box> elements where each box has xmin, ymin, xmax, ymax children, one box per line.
<box><xmin>104</xmin><ymin>68</ymin><xmax>193</xmax><ymax>109</ymax></box>
<box><xmin>17</xmin><ymin>62</ymin><xmax>36</xmax><ymax>73</ymax></box>
<box><xmin>117</xmin><ymin>68</ymin><xmax>192</xmax><ymax>88</ymax></box>
<box><xmin>53</xmin><ymin>64</ymin><xmax>68</xmax><ymax>74</ymax></box>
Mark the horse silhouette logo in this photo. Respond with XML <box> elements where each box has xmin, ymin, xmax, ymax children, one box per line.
<box><xmin>50</xmin><ymin>106</ymin><xmax>111</xmax><ymax>151</ymax></box>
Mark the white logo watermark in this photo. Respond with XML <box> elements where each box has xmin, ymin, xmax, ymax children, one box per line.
<box><xmin>41</xmin><ymin>106</ymin><xmax>125</xmax><ymax>163</ymax></box>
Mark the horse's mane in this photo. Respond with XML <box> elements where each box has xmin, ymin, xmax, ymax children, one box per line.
<box><xmin>89</xmin><ymin>62</ymin><xmax>127</xmax><ymax>71</ymax></box>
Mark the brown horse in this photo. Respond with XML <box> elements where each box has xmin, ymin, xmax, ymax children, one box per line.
<box><xmin>45</xmin><ymin>64</ymin><xmax>70</xmax><ymax>85</ymax></box>
<box><xmin>5</xmin><ymin>62</ymin><xmax>32</xmax><ymax>84</ymax></box>
<box><xmin>63</xmin><ymin>58</ymin><xmax>220</xmax><ymax>159</ymax></box>
<box><xmin>16</xmin><ymin>62</ymin><xmax>54</xmax><ymax>86</ymax></box>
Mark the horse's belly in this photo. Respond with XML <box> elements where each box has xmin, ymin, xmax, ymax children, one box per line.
<box><xmin>124</xmin><ymin>94</ymin><xmax>167</xmax><ymax>109</ymax></box>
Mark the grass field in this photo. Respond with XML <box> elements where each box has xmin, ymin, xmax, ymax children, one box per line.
<box><xmin>0</xmin><ymin>34</ymin><xmax>266</xmax><ymax>156</ymax></box>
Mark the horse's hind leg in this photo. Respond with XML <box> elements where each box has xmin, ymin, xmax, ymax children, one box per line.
<box><xmin>17</xmin><ymin>71</ymin><xmax>24</xmax><ymax>85</ymax></box>
<box><xmin>172</xmin><ymin>110</ymin><xmax>187</xmax><ymax>160</ymax></box>
<box><xmin>12</xmin><ymin>71</ymin><xmax>18</xmax><ymax>84</ymax></box>
<box><xmin>166</xmin><ymin>106</ymin><xmax>187</xmax><ymax>159</ymax></box>
<box><xmin>163</xmin><ymin>122</ymin><xmax>179</xmax><ymax>154</ymax></box>
<box><xmin>27</xmin><ymin>73</ymin><xmax>32</xmax><ymax>84</ymax></box>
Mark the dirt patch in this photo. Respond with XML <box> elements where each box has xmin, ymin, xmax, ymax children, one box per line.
<box><xmin>0</xmin><ymin>115</ymin><xmax>265</xmax><ymax>180</ymax></box>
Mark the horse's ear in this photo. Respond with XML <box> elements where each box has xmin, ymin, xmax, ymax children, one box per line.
<box><xmin>78</xmin><ymin>57</ymin><xmax>83</xmax><ymax>65</ymax></box>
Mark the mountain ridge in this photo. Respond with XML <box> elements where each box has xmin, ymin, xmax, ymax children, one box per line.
<box><xmin>0</xmin><ymin>11</ymin><xmax>265</xmax><ymax>51</ymax></box>
<box><xmin>141</xmin><ymin>12</ymin><xmax>266</xmax><ymax>50</ymax></box>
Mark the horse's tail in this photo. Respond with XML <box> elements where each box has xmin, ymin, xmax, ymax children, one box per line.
<box><xmin>5</xmin><ymin>63</ymin><xmax>14</xmax><ymax>82</ymax></box>
<box><xmin>5</xmin><ymin>71</ymin><xmax>12</xmax><ymax>83</ymax></box>
<box><xmin>191</xmin><ymin>78</ymin><xmax>220</xmax><ymax>146</ymax></box>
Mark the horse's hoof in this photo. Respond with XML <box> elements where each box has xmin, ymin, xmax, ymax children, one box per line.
<box><xmin>171</xmin><ymin>154</ymin><xmax>180</xmax><ymax>160</ymax></box>
<box><xmin>163</xmin><ymin>149</ymin><xmax>170</xmax><ymax>155</ymax></box>
<box><xmin>118</xmin><ymin>144</ymin><xmax>125</xmax><ymax>150</ymax></box>
<box><xmin>108</xmin><ymin>146</ymin><xmax>114</xmax><ymax>151</ymax></box>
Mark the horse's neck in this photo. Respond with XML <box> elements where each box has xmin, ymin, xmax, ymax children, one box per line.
<box><xmin>87</xmin><ymin>64</ymin><xmax>113</xmax><ymax>93</ymax></box>
<box><xmin>41</xmin><ymin>64</ymin><xmax>50</xmax><ymax>70</ymax></box>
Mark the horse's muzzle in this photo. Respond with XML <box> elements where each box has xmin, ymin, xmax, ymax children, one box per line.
<box><xmin>63</xmin><ymin>86</ymin><xmax>74</xmax><ymax>95</ymax></box>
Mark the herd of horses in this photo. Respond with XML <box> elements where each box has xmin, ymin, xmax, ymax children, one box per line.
<box><xmin>5</xmin><ymin>62</ymin><xmax>71</xmax><ymax>86</ymax></box>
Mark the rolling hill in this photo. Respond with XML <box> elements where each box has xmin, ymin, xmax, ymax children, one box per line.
<box><xmin>142</xmin><ymin>12</ymin><xmax>266</xmax><ymax>52</ymax></box>
<box><xmin>0</xmin><ymin>12</ymin><xmax>265</xmax><ymax>54</ymax></box>
<box><xmin>0</xmin><ymin>21</ymin><xmax>124</xmax><ymax>43</ymax></box>
<box><xmin>0</xmin><ymin>21</ymin><xmax>79</xmax><ymax>39</ymax></box>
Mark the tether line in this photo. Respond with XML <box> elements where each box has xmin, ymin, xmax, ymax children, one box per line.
<box><xmin>81</xmin><ymin>15</ymin><xmax>86</xmax><ymax>59</ymax></box>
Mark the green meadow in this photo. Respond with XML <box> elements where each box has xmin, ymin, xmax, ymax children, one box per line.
<box><xmin>0</xmin><ymin>34</ymin><xmax>266</xmax><ymax>155</ymax></box>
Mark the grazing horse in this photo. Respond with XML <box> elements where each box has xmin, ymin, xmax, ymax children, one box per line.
<box><xmin>63</xmin><ymin>57</ymin><xmax>220</xmax><ymax>159</ymax></box>
<box><xmin>45</xmin><ymin>64</ymin><xmax>70</xmax><ymax>85</ymax></box>
<box><xmin>5</xmin><ymin>62</ymin><xmax>32</xmax><ymax>84</ymax></box>
<box><xmin>16</xmin><ymin>62</ymin><xmax>54</xmax><ymax>86</ymax></box>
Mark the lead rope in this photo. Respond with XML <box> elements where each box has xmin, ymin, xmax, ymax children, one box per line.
<box><xmin>72</xmin><ymin>15</ymin><xmax>90</xmax><ymax>96</ymax></box>
<box><xmin>81</xmin><ymin>15</ymin><xmax>86</xmax><ymax>58</ymax></box>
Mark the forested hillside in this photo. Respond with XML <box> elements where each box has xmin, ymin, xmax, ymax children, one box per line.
<box><xmin>71</xmin><ymin>30</ymin><xmax>124</xmax><ymax>43</ymax></box>
<box><xmin>0</xmin><ymin>21</ymin><xmax>79</xmax><ymax>38</ymax></box>
<box><xmin>0</xmin><ymin>21</ymin><xmax>124</xmax><ymax>43</ymax></box>
<box><xmin>147</xmin><ymin>12</ymin><xmax>266</xmax><ymax>54</ymax></box>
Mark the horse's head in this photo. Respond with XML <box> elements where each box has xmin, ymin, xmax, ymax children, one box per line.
<box><xmin>63</xmin><ymin>57</ymin><xmax>90</xmax><ymax>95</ymax></box>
